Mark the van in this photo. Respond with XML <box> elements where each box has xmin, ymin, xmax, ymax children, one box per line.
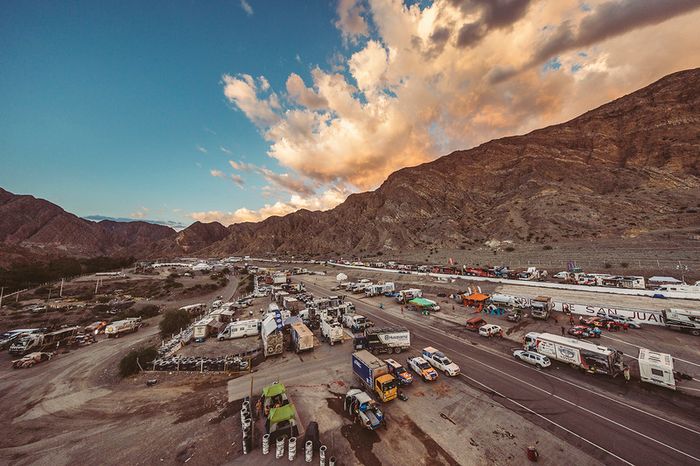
<box><xmin>466</xmin><ymin>316</ymin><xmax>487</xmax><ymax>331</ymax></box>
<box><xmin>218</xmin><ymin>319</ymin><xmax>260</xmax><ymax>340</ymax></box>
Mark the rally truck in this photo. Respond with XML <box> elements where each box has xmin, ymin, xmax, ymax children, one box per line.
<box><xmin>422</xmin><ymin>347</ymin><xmax>460</xmax><ymax>376</ymax></box>
<box><xmin>353</xmin><ymin>327</ymin><xmax>411</xmax><ymax>355</ymax></box>
<box><xmin>344</xmin><ymin>388</ymin><xmax>385</xmax><ymax>430</ymax></box>
<box><xmin>321</xmin><ymin>319</ymin><xmax>344</xmax><ymax>345</ymax></box>
<box><xmin>407</xmin><ymin>355</ymin><xmax>439</xmax><ymax>382</ymax></box>
<box><xmin>352</xmin><ymin>350</ymin><xmax>398</xmax><ymax>402</ymax></box>
<box><xmin>385</xmin><ymin>358</ymin><xmax>413</xmax><ymax>385</ymax></box>
<box><xmin>524</xmin><ymin>332</ymin><xmax>624</xmax><ymax>377</ymax></box>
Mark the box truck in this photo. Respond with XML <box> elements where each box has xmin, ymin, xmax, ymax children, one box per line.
<box><xmin>524</xmin><ymin>332</ymin><xmax>624</xmax><ymax>377</ymax></box>
<box><xmin>352</xmin><ymin>350</ymin><xmax>397</xmax><ymax>402</ymax></box>
<box><xmin>353</xmin><ymin>327</ymin><xmax>411</xmax><ymax>354</ymax></box>
<box><xmin>290</xmin><ymin>322</ymin><xmax>314</xmax><ymax>353</ymax></box>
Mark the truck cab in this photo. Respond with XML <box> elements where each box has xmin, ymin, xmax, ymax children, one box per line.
<box><xmin>385</xmin><ymin>358</ymin><xmax>413</xmax><ymax>385</ymax></box>
<box><xmin>344</xmin><ymin>389</ymin><xmax>385</xmax><ymax>430</ymax></box>
<box><xmin>530</xmin><ymin>296</ymin><xmax>553</xmax><ymax>320</ymax></box>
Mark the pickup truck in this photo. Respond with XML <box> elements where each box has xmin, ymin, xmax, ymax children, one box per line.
<box><xmin>422</xmin><ymin>347</ymin><xmax>460</xmax><ymax>376</ymax></box>
<box><xmin>407</xmin><ymin>356</ymin><xmax>438</xmax><ymax>382</ymax></box>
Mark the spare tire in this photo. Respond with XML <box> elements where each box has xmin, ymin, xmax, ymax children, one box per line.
<box><xmin>304</xmin><ymin>421</ymin><xmax>320</xmax><ymax>451</ymax></box>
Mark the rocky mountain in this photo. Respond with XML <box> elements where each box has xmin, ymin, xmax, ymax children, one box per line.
<box><xmin>0</xmin><ymin>188</ymin><xmax>176</xmax><ymax>265</ymax></box>
<box><xmin>2</xmin><ymin>68</ymin><xmax>699</xmax><ymax>265</ymax></box>
<box><xmin>202</xmin><ymin>67</ymin><xmax>700</xmax><ymax>257</ymax></box>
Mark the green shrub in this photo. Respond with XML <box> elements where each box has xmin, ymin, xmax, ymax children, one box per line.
<box><xmin>119</xmin><ymin>346</ymin><xmax>158</xmax><ymax>378</ymax></box>
<box><xmin>504</xmin><ymin>246</ymin><xmax>515</xmax><ymax>252</ymax></box>
<box><xmin>159</xmin><ymin>309</ymin><xmax>193</xmax><ymax>335</ymax></box>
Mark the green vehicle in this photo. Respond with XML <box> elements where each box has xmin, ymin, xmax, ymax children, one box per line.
<box><xmin>261</xmin><ymin>382</ymin><xmax>299</xmax><ymax>441</ymax></box>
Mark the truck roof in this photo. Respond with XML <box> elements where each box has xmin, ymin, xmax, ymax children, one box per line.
<box><xmin>353</xmin><ymin>350</ymin><xmax>386</xmax><ymax>369</ymax></box>
<box><xmin>527</xmin><ymin>332</ymin><xmax>617</xmax><ymax>355</ymax></box>
<box><xmin>638</xmin><ymin>348</ymin><xmax>674</xmax><ymax>370</ymax></box>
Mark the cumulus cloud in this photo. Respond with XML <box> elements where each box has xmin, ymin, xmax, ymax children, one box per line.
<box><xmin>240</xmin><ymin>0</ymin><xmax>253</xmax><ymax>16</ymax></box>
<box><xmin>212</xmin><ymin>0</ymin><xmax>700</xmax><ymax>224</ymax></box>
<box><xmin>335</xmin><ymin>0</ymin><xmax>369</xmax><ymax>44</ymax></box>
<box><xmin>531</xmin><ymin>0</ymin><xmax>700</xmax><ymax>66</ymax></box>
<box><xmin>191</xmin><ymin>186</ymin><xmax>350</xmax><ymax>225</ymax></box>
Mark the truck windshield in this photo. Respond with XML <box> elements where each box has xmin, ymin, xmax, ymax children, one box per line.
<box><xmin>381</xmin><ymin>379</ymin><xmax>396</xmax><ymax>391</ymax></box>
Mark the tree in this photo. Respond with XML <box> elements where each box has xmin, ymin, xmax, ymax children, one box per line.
<box><xmin>159</xmin><ymin>309</ymin><xmax>193</xmax><ymax>335</ymax></box>
<box><xmin>119</xmin><ymin>346</ymin><xmax>158</xmax><ymax>377</ymax></box>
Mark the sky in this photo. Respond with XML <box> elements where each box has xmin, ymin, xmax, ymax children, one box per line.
<box><xmin>1</xmin><ymin>0</ymin><xmax>699</xmax><ymax>228</ymax></box>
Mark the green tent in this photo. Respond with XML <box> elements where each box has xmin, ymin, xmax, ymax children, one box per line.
<box><xmin>268</xmin><ymin>403</ymin><xmax>296</xmax><ymax>424</ymax></box>
<box><xmin>262</xmin><ymin>382</ymin><xmax>286</xmax><ymax>398</ymax></box>
<box><xmin>408</xmin><ymin>297</ymin><xmax>436</xmax><ymax>308</ymax></box>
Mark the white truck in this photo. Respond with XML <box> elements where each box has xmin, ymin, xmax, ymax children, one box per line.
<box><xmin>218</xmin><ymin>319</ymin><xmax>260</xmax><ymax>340</ymax></box>
<box><xmin>105</xmin><ymin>318</ymin><xmax>141</xmax><ymax>338</ymax></box>
<box><xmin>422</xmin><ymin>347</ymin><xmax>460</xmax><ymax>376</ymax></box>
<box><xmin>524</xmin><ymin>332</ymin><xmax>624</xmax><ymax>377</ymax></box>
<box><xmin>364</xmin><ymin>282</ymin><xmax>395</xmax><ymax>297</ymax></box>
<box><xmin>662</xmin><ymin>308</ymin><xmax>700</xmax><ymax>336</ymax></box>
<box><xmin>321</xmin><ymin>319</ymin><xmax>344</xmax><ymax>345</ymax></box>
<box><xmin>353</xmin><ymin>327</ymin><xmax>411</xmax><ymax>355</ymax></box>
<box><xmin>396</xmin><ymin>288</ymin><xmax>422</xmax><ymax>303</ymax></box>
<box><xmin>9</xmin><ymin>326</ymin><xmax>80</xmax><ymax>355</ymax></box>
<box><xmin>343</xmin><ymin>314</ymin><xmax>373</xmax><ymax>332</ymax></box>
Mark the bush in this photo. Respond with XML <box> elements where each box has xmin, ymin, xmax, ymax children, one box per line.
<box><xmin>119</xmin><ymin>346</ymin><xmax>158</xmax><ymax>378</ymax></box>
<box><xmin>159</xmin><ymin>309</ymin><xmax>193</xmax><ymax>335</ymax></box>
<box><xmin>504</xmin><ymin>246</ymin><xmax>515</xmax><ymax>252</ymax></box>
<box><xmin>542</xmin><ymin>245</ymin><xmax>553</xmax><ymax>250</ymax></box>
<box><xmin>620</xmin><ymin>262</ymin><xmax>629</xmax><ymax>268</ymax></box>
<box><xmin>120</xmin><ymin>304</ymin><xmax>159</xmax><ymax>320</ymax></box>
<box><xmin>604</xmin><ymin>262</ymin><xmax>612</xmax><ymax>269</ymax></box>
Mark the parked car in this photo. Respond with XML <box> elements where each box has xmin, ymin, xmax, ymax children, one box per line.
<box><xmin>513</xmin><ymin>350</ymin><xmax>551</xmax><ymax>369</ymax></box>
<box><xmin>605</xmin><ymin>314</ymin><xmax>641</xmax><ymax>329</ymax></box>
<box><xmin>568</xmin><ymin>325</ymin><xmax>602</xmax><ymax>338</ymax></box>
<box><xmin>12</xmin><ymin>352</ymin><xmax>53</xmax><ymax>369</ymax></box>
<box><xmin>478</xmin><ymin>324</ymin><xmax>503</xmax><ymax>337</ymax></box>
<box><xmin>466</xmin><ymin>316</ymin><xmax>487</xmax><ymax>331</ymax></box>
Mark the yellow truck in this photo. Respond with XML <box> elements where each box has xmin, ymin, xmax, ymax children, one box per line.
<box><xmin>352</xmin><ymin>350</ymin><xmax>397</xmax><ymax>402</ymax></box>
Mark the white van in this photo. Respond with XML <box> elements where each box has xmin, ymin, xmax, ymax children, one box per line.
<box><xmin>218</xmin><ymin>319</ymin><xmax>260</xmax><ymax>340</ymax></box>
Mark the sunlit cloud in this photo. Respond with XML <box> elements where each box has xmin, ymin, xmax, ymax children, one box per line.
<box><xmin>240</xmin><ymin>0</ymin><xmax>253</xmax><ymax>16</ymax></box>
<box><xmin>220</xmin><ymin>145</ymin><xmax>232</xmax><ymax>154</ymax></box>
<box><xmin>196</xmin><ymin>145</ymin><xmax>208</xmax><ymax>154</ymax></box>
<box><xmin>213</xmin><ymin>0</ymin><xmax>700</xmax><ymax>224</ymax></box>
<box><xmin>130</xmin><ymin>206</ymin><xmax>150</xmax><ymax>219</ymax></box>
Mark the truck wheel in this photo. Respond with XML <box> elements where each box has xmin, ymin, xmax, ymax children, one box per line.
<box><xmin>393</xmin><ymin>347</ymin><xmax>401</xmax><ymax>354</ymax></box>
<box><xmin>691</xmin><ymin>329</ymin><xmax>700</xmax><ymax>337</ymax></box>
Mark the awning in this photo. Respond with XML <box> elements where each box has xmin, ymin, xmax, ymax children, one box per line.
<box><xmin>268</xmin><ymin>404</ymin><xmax>296</xmax><ymax>424</ymax></box>
<box><xmin>463</xmin><ymin>293</ymin><xmax>489</xmax><ymax>302</ymax></box>
<box><xmin>408</xmin><ymin>298</ymin><xmax>437</xmax><ymax>307</ymax></box>
<box><xmin>262</xmin><ymin>382</ymin><xmax>286</xmax><ymax>398</ymax></box>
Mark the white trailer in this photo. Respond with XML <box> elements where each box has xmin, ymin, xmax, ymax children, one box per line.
<box><xmin>193</xmin><ymin>317</ymin><xmax>214</xmax><ymax>342</ymax></box>
<box><xmin>524</xmin><ymin>332</ymin><xmax>624</xmax><ymax>377</ymax></box>
<box><xmin>638</xmin><ymin>348</ymin><xmax>675</xmax><ymax>390</ymax></box>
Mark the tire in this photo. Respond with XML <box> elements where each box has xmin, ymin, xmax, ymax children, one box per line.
<box><xmin>393</xmin><ymin>347</ymin><xmax>401</xmax><ymax>354</ymax></box>
<box><xmin>691</xmin><ymin>329</ymin><xmax>700</xmax><ymax>337</ymax></box>
<box><xmin>536</xmin><ymin>364</ymin><xmax>543</xmax><ymax>369</ymax></box>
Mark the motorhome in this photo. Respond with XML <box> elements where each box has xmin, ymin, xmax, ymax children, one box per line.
<box><xmin>218</xmin><ymin>319</ymin><xmax>260</xmax><ymax>340</ymax></box>
<box><xmin>638</xmin><ymin>348</ymin><xmax>676</xmax><ymax>390</ymax></box>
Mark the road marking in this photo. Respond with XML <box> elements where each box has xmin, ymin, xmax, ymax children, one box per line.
<box><xmin>600</xmin><ymin>334</ymin><xmax>700</xmax><ymax>368</ymax></box>
<box><xmin>459</xmin><ymin>373</ymin><xmax>636</xmax><ymax>466</ymax></box>
<box><xmin>304</xmin><ymin>281</ymin><xmax>700</xmax><ymax>441</ymax></box>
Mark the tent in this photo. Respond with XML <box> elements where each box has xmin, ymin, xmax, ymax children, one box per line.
<box><xmin>262</xmin><ymin>382</ymin><xmax>286</xmax><ymax>398</ymax></box>
<box><xmin>408</xmin><ymin>298</ymin><xmax>437</xmax><ymax>308</ymax></box>
<box><xmin>268</xmin><ymin>403</ymin><xmax>296</xmax><ymax>424</ymax></box>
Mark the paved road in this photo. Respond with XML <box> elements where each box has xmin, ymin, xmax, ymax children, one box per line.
<box><xmin>301</xmin><ymin>280</ymin><xmax>700</xmax><ymax>466</ymax></box>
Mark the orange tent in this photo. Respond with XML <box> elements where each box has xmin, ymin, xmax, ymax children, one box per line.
<box><xmin>462</xmin><ymin>293</ymin><xmax>490</xmax><ymax>308</ymax></box>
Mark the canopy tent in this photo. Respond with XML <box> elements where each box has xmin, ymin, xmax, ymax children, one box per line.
<box><xmin>268</xmin><ymin>403</ymin><xmax>296</xmax><ymax>424</ymax></box>
<box><xmin>408</xmin><ymin>297</ymin><xmax>437</xmax><ymax>308</ymax></box>
<box><xmin>463</xmin><ymin>293</ymin><xmax>489</xmax><ymax>302</ymax></box>
<box><xmin>262</xmin><ymin>382</ymin><xmax>286</xmax><ymax>398</ymax></box>
<box><xmin>649</xmin><ymin>276</ymin><xmax>683</xmax><ymax>285</ymax></box>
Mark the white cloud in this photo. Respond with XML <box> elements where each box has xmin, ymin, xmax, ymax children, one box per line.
<box><xmin>211</xmin><ymin>168</ymin><xmax>245</xmax><ymax>188</ymax></box>
<box><xmin>220</xmin><ymin>145</ymin><xmax>232</xmax><ymax>154</ymax></box>
<box><xmin>196</xmin><ymin>145</ymin><xmax>208</xmax><ymax>154</ymax></box>
<box><xmin>191</xmin><ymin>186</ymin><xmax>349</xmax><ymax>225</ymax></box>
<box><xmin>240</xmin><ymin>0</ymin><xmax>253</xmax><ymax>16</ymax></box>
<box><xmin>210</xmin><ymin>169</ymin><xmax>226</xmax><ymax>178</ymax></box>
<box><xmin>335</xmin><ymin>0</ymin><xmax>369</xmax><ymax>44</ymax></box>
<box><xmin>130</xmin><ymin>206</ymin><xmax>150</xmax><ymax>219</ymax></box>
<box><xmin>222</xmin><ymin>74</ymin><xmax>279</xmax><ymax>126</ymax></box>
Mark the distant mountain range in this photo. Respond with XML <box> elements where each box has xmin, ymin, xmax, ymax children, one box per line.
<box><xmin>1</xmin><ymin>68</ymin><xmax>698</xmax><ymax>267</ymax></box>
<box><xmin>83</xmin><ymin>215</ymin><xmax>188</xmax><ymax>231</ymax></box>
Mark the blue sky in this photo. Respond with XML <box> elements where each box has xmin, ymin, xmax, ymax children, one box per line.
<box><xmin>2</xmin><ymin>0</ymin><xmax>698</xmax><ymax>227</ymax></box>
<box><xmin>0</xmin><ymin>0</ymin><xmax>340</xmax><ymax>224</ymax></box>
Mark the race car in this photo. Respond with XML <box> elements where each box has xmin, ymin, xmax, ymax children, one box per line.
<box><xmin>567</xmin><ymin>325</ymin><xmax>602</xmax><ymax>338</ymax></box>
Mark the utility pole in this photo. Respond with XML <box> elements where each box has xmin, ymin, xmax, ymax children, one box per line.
<box><xmin>59</xmin><ymin>278</ymin><xmax>64</xmax><ymax>298</ymax></box>
<box><xmin>249</xmin><ymin>372</ymin><xmax>255</xmax><ymax>448</ymax></box>
<box><xmin>0</xmin><ymin>287</ymin><xmax>3</xmax><ymax>308</ymax></box>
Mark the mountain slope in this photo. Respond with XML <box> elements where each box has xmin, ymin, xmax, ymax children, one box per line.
<box><xmin>0</xmin><ymin>188</ymin><xmax>176</xmax><ymax>263</ymax></box>
<box><xmin>202</xmin><ymin>67</ymin><xmax>700</xmax><ymax>256</ymax></box>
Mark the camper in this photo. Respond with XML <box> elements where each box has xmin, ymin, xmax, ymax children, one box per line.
<box><xmin>638</xmin><ymin>348</ymin><xmax>676</xmax><ymax>390</ymax></box>
<box><xmin>217</xmin><ymin>319</ymin><xmax>260</xmax><ymax>340</ymax></box>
